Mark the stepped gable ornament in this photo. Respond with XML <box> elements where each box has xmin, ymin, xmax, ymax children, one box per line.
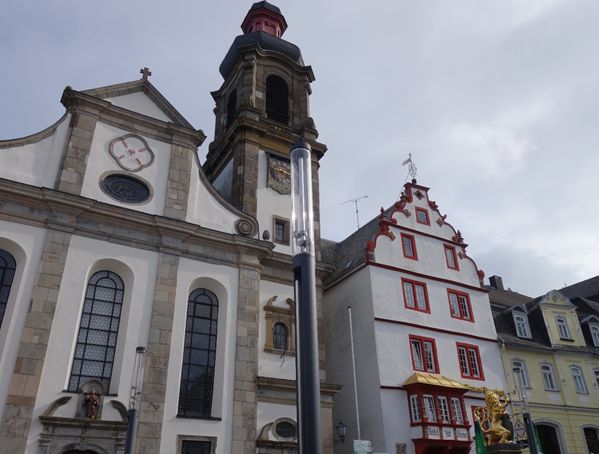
<box><xmin>108</xmin><ymin>134</ymin><xmax>155</xmax><ymax>172</ymax></box>
<box><xmin>365</xmin><ymin>208</ymin><xmax>396</xmax><ymax>262</ymax></box>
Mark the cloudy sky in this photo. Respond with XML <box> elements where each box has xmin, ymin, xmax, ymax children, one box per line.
<box><xmin>2</xmin><ymin>0</ymin><xmax>598</xmax><ymax>296</ymax></box>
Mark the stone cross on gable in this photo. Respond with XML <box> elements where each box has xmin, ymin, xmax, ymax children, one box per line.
<box><xmin>140</xmin><ymin>67</ymin><xmax>152</xmax><ymax>80</ymax></box>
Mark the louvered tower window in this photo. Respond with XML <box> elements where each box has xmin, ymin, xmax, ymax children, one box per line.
<box><xmin>68</xmin><ymin>271</ymin><xmax>124</xmax><ymax>392</ymax></box>
<box><xmin>266</xmin><ymin>75</ymin><xmax>289</xmax><ymax>124</ymax></box>
<box><xmin>178</xmin><ymin>288</ymin><xmax>219</xmax><ymax>418</ymax></box>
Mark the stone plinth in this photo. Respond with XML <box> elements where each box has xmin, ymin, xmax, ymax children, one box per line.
<box><xmin>488</xmin><ymin>443</ymin><xmax>522</xmax><ymax>454</ymax></box>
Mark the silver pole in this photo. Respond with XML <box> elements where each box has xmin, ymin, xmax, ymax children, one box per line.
<box><xmin>125</xmin><ymin>346</ymin><xmax>147</xmax><ymax>454</ymax></box>
<box><xmin>348</xmin><ymin>306</ymin><xmax>361</xmax><ymax>440</ymax></box>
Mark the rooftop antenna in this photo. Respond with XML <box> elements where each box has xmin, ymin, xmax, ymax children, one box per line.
<box><xmin>340</xmin><ymin>195</ymin><xmax>369</xmax><ymax>229</ymax></box>
<box><xmin>397</xmin><ymin>153</ymin><xmax>418</xmax><ymax>200</ymax></box>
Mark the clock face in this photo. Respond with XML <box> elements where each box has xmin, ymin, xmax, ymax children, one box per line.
<box><xmin>108</xmin><ymin>134</ymin><xmax>155</xmax><ymax>172</ymax></box>
<box><xmin>267</xmin><ymin>154</ymin><xmax>291</xmax><ymax>194</ymax></box>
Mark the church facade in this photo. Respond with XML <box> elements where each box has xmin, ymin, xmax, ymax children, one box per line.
<box><xmin>0</xmin><ymin>2</ymin><xmax>338</xmax><ymax>453</ymax></box>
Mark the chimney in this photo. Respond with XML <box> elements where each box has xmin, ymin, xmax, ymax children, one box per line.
<box><xmin>489</xmin><ymin>275</ymin><xmax>504</xmax><ymax>290</ymax></box>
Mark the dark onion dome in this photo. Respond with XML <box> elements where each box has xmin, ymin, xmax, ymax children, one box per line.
<box><xmin>219</xmin><ymin>32</ymin><xmax>304</xmax><ymax>79</ymax></box>
<box><xmin>249</xmin><ymin>1</ymin><xmax>281</xmax><ymax>15</ymax></box>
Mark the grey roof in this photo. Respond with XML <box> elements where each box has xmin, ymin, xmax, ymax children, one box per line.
<box><xmin>250</xmin><ymin>1</ymin><xmax>282</xmax><ymax>15</ymax></box>
<box><xmin>322</xmin><ymin>209</ymin><xmax>390</xmax><ymax>287</ymax></box>
<box><xmin>560</xmin><ymin>275</ymin><xmax>599</xmax><ymax>301</ymax></box>
<box><xmin>219</xmin><ymin>32</ymin><xmax>304</xmax><ymax>79</ymax></box>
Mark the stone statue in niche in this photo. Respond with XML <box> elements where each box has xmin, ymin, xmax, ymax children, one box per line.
<box><xmin>77</xmin><ymin>379</ymin><xmax>105</xmax><ymax>420</ymax></box>
<box><xmin>84</xmin><ymin>391</ymin><xmax>100</xmax><ymax>419</ymax></box>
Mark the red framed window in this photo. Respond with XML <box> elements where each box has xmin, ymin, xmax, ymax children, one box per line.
<box><xmin>456</xmin><ymin>343</ymin><xmax>484</xmax><ymax>380</ymax></box>
<box><xmin>448</xmin><ymin>290</ymin><xmax>473</xmax><ymax>322</ymax></box>
<box><xmin>444</xmin><ymin>245</ymin><xmax>459</xmax><ymax>270</ymax></box>
<box><xmin>401</xmin><ymin>233</ymin><xmax>418</xmax><ymax>260</ymax></box>
<box><xmin>415</xmin><ymin>207</ymin><xmax>430</xmax><ymax>225</ymax></box>
<box><xmin>402</xmin><ymin>278</ymin><xmax>430</xmax><ymax>313</ymax></box>
<box><xmin>409</xmin><ymin>335</ymin><xmax>439</xmax><ymax>373</ymax></box>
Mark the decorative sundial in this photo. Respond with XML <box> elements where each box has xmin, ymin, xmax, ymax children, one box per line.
<box><xmin>108</xmin><ymin>134</ymin><xmax>155</xmax><ymax>172</ymax></box>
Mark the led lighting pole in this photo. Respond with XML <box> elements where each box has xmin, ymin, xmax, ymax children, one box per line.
<box><xmin>290</xmin><ymin>141</ymin><xmax>322</xmax><ymax>454</ymax></box>
<box><xmin>125</xmin><ymin>346</ymin><xmax>147</xmax><ymax>454</ymax></box>
<box><xmin>513</xmin><ymin>366</ymin><xmax>539</xmax><ymax>454</ymax></box>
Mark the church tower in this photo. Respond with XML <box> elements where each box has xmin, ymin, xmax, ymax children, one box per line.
<box><xmin>204</xmin><ymin>1</ymin><xmax>327</xmax><ymax>255</ymax></box>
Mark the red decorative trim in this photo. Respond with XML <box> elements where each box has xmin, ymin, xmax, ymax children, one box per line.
<box><xmin>365</xmin><ymin>208</ymin><xmax>396</xmax><ymax>262</ymax></box>
<box><xmin>452</xmin><ymin>230</ymin><xmax>465</xmax><ymax>245</ymax></box>
<box><xmin>456</xmin><ymin>342</ymin><xmax>485</xmax><ymax>380</ymax></box>
<box><xmin>374</xmin><ymin>317</ymin><xmax>498</xmax><ymax>343</ymax></box>
<box><xmin>409</xmin><ymin>335</ymin><xmax>440</xmax><ymax>373</ymax></box>
<box><xmin>401</xmin><ymin>233</ymin><xmax>418</xmax><ymax>260</ymax></box>
<box><xmin>369</xmin><ymin>261</ymin><xmax>489</xmax><ymax>294</ymax></box>
<box><xmin>415</xmin><ymin>207</ymin><xmax>431</xmax><ymax>226</ymax></box>
<box><xmin>387</xmin><ymin>221</ymin><xmax>464</xmax><ymax>247</ymax></box>
<box><xmin>444</xmin><ymin>244</ymin><xmax>460</xmax><ymax>271</ymax></box>
<box><xmin>402</xmin><ymin>278</ymin><xmax>430</xmax><ymax>313</ymax></box>
<box><xmin>447</xmin><ymin>289</ymin><xmax>474</xmax><ymax>323</ymax></box>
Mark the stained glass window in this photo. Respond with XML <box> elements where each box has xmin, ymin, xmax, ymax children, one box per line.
<box><xmin>0</xmin><ymin>249</ymin><xmax>16</xmax><ymax>330</ymax></box>
<box><xmin>100</xmin><ymin>174</ymin><xmax>150</xmax><ymax>204</ymax></box>
<box><xmin>68</xmin><ymin>270</ymin><xmax>124</xmax><ymax>392</ymax></box>
<box><xmin>178</xmin><ymin>288</ymin><xmax>219</xmax><ymax>418</ymax></box>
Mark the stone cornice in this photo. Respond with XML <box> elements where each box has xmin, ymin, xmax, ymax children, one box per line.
<box><xmin>61</xmin><ymin>87</ymin><xmax>206</xmax><ymax>148</ymax></box>
<box><xmin>256</xmin><ymin>376</ymin><xmax>342</xmax><ymax>396</ymax></box>
<box><xmin>0</xmin><ymin>179</ymin><xmax>273</xmax><ymax>266</ymax></box>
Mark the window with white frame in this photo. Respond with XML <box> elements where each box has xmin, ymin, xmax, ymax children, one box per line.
<box><xmin>590</xmin><ymin>324</ymin><xmax>599</xmax><ymax>347</ymax></box>
<box><xmin>409</xmin><ymin>394</ymin><xmax>421</xmax><ymax>422</ymax></box>
<box><xmin>571</xmin><ymin>365</ymin><xmax>588</xmax><ymax>394</ymax></box>
<box><xmin>450</xmin><ymin>397</ymin><xmax>464</xmax><ymax>424</ymax></box>
<box><xmin>422</xmin><ymin>395</ymin><xmax>437</xmax><ymax>422</ymax></box>
<box><xmin>437</xmin><ymin>396</ymin><xmax>450</xmax><ymax>423</ymax></box>
<box><xmin>556</xmin><ymin>316</ymin><xmax>572</xmax><ymax>340</ymax></box>
<box><xmin>513</xmin><ymin>312</ymin><xmax>531</xmax><ymax>338</ymax></box>
<box><xmin>540</xmin><ymin>363</ymin><xmax>558</xmax><ymax>391</ymax></box>
<box><xmin>512</xmin><ymin>359</ymin><xmax>531</xmax><ymax>389</ymax></box>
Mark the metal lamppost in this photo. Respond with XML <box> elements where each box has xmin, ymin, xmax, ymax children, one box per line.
<box><xmin>125</xmin><ymin>346</ymin><xmax>147</xmax><ymax>454</ymax></box>
<box><xmin>512</xmin><ymin>366</ymin><xmax>539</xmax><ymax>454</ymax></box>
<box><xmin>290</xmin><ymin>140</ymin><xmax>322</xmax><ymax>454</ymax></box>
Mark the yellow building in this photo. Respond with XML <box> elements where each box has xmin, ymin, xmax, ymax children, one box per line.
<box><xmin>489</xmin><ymin>276</ymin><xmax>599</xmax><ymax>454</ymax></box>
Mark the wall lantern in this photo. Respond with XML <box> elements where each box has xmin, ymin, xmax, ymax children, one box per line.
<box><xmin>335</xmin><ymin>420</ymin><xmax>348</xmax><ymax>444</ymax></box>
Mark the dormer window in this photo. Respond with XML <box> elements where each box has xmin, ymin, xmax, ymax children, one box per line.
<box><xmin>556</xmin><ymin>316</ymin><xmax>572</xmax><ymax>340</ymax></box>
<box><xmin>513</xmin><ymin>312</ymin><xmax>531</xmax><ymax>338</ymax></box>
<box><xmin>590</xmin><ymin>323</ymin><xmax>599</xmax><ymax>347</ymax></box>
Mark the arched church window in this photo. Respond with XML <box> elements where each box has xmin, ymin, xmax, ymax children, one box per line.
<box><xmin>226</xmin><ymin>90</ymin><xmax>237</xmax><ymax>129</ymax></box>
<box><xmin>0</xmin><ymin>249</ymin><xmax>17</xmax><ymax>330</ymax></box>
<box><xmin>68</xmin><ymin>271</ymin><xmax>124</xmax><ymax>392</ymax></box>
<box><xmin>273</xmin><ymin>322</ymin><xmax>288</xmax><ymax>351</ymax></box>
<box><xmin>178</xmin><ymin>288</ymin><xmax>219</xmax><ymax>418</ymax></box>
<box><xmin>266</xmin><ymin>75</ymin><xmax>289</xmax><ymax>124</ymax></box>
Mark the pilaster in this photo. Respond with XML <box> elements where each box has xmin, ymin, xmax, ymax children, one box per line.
<box><xmin>164</xmin><ymin>144</ymin><xmax>194</xmax><ymax>220</ymax></box>
<box><xmin>136</xmin><ymin>252</ymin><xmax>179</xmax><ymax>454</ymax></box>
<box><xmin>0</xmin><ymin>229</ymin><xmax>72</xmax><ymax>453</ymax></box>
<box><xmin>232</xmin><ymin>254</ymin><xmax>262</xmax><ymax>454</ymax></box>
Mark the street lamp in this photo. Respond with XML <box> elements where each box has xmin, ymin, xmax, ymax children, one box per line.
<box><xmin>125</xmin><ymin>346</ymin><xmax>147</xmax><ymax>454</ymax></box>
<box><xmin>335</xmin><ymin>420</ymin><xmax>348</xmax><ymax>444</ymax></box>
<box><xmin>290</xmin><ymin>140</ymin><xmax>322</xmax><ymax>454</ymax></box>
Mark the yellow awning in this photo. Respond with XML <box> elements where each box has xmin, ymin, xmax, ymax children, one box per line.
<box><xmin>403</xmin><ymin>372</ymin><xmax>469</xmax><ymax>390</ymax></box>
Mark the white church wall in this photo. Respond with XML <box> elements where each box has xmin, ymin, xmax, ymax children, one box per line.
<box><xmin>0</xmin><ymin>114</ymin><xmax>70</xmax><ymax>187</ymax></box>
<box><xmin>256</xmin><ymin>149</ymin><xmax>292</xmax><ymax>255</ymax></box>
<box><xmin>80</xmin><ymin>122</ymin><xmax>170</xmax><ymax>216</ymax></box>
<box><xmin>0</xmin><ymin>221</ymin><xmax>46</xmax><ymax>424</ymax></box>
<box><xmin>27</xmin><ymin>234</ymin><xmax>159</xmax><ymax>451</ymax></box>
<box><xmin>324</xmin><ymin>267</ymin><xmax>386</xmax><ymax>454</ymax></box>
<box><xmin>159</xmin><ymin>258</ymin><xmax>239</xmax><ymax>454</ymax></box>
<box><xmin>258</xmin><ymin>280</ymin><xmax>295</xmax><ymax>380</ymax></box>
<box><xmin>105</xmin><ymin>92</ymin><xmax>171</xmax><ymax>123</ymax></box>
<box><xmin>186</xmin><ymin>159</ymin><xmax>239</xmax><ymax>234</ymax></box>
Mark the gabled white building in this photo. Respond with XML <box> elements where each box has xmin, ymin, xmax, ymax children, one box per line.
<box><xmin>324</xmin><ymin>181</ymin><xmax>508</xmax><ymax>454</ymax></box>
<box><xmin>0</xmin><ymin>2</ymin><xmax>339</xmax><ymax>453</ymax></box>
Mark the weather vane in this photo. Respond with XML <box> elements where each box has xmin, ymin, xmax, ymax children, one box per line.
<box><xmin>402</xmin><ymin>153</ymin><xmax>417</xmax><ymax>182</ymax></box>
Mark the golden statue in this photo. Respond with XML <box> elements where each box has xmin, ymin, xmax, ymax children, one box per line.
<box><xmin>474</xmin><ymin>389</ymin><xmax>512</xmax><ymax>445</ymax></box>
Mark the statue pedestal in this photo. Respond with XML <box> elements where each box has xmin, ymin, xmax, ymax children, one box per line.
<box><xmin>488</xmin><ymin>444</ymin><xmax>522</xmax><ymax>454</ymax></box>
